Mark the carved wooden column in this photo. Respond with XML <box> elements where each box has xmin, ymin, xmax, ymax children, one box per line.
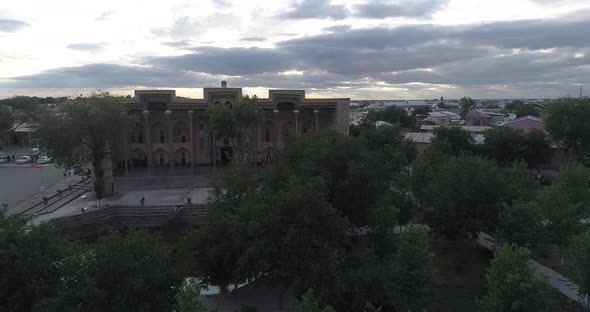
<box><xmin>188</xmin><ymin>110</ymin><xmax>195</xmax><ymax>174</ymax></box>
<box><xmin>142</xmin><ymin>110</ymin><xmax>152</xmax><ymax>170</ymax></box>
<box><xmin>293</xmin><ymin>109</ymin><xmax>300</xmax><ymax>137</ymax></box>
<box><xmin>165</xmin><ymin>109</ymin><xmax>173</xmax><ymax>171</ymax></box>
<box><xmin>273</xmin><ymin>109</ymin><xmax>279</xmax><ymax>157</ymax></box>
<box><xmin>313</xmin><ymin>109</ymin><xmax>320</xmax><ymax>135</ymax></box>
<box><xmin>121</xmin><ymin>112</ymin><xmax>129</xmax><ymax>176</ymax></box>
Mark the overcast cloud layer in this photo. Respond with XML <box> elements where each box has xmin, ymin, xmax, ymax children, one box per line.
<box><xmin>1</xmin><ymin>0</ymin><xmax>589</xmax><ymax>99</ymax></box>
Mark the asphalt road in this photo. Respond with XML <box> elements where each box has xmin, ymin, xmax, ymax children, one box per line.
<box><xmin>0</xmin><ymin>165</ymin><xmax>65</xmax><ymax>210</ymax></box>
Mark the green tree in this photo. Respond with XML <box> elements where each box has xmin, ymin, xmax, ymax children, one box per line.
<box><xmin>570</xmin><ymin>230</ymin><xmax>590</xmax><ymax>310</ymax></box>
<box><xmin>545</xmin><ymin>97</ymin><xmax>590</xmax><ymax>161</ymax></box>
<box><xmin>0</xmin><ymin>212</ymin><xmax>74</xmax><ymax>312</ymax></box>
<box><xmin>0</xmin><ymin>105</ymin><xmax>13</xmax><ymax>146</ymax></box>
<box><xmin>498</xmin><ymin>200</ymin><xmax>545</xmax><ymax>248</ymax></box>
<box><xmin>300</xmin><ymin>289</ymin><xmax>336</xmax><ymax>312</ymax></box>
<box><xmin>505</xmin><ymin>100</ymin><xmax>540</xmax><ymax>118</ymax></box>
<box><xmin>36</xmin><ymin>92</ymin><xmax>131</xmax><ymax>200</ymax></box>
<box><xmin>207</xmin><ymin>96</ymin><xmax>262</xmax><ymax>161</ymax></box>
<box><xmin>175</xmin><ymin>277</ymin><xmax>211</xmax><ymax>312</ymax></box>
<box><xmin>395</xmin><ymin>225</ymin><xmax>434</xmax><ymax>312</ymax></box>
<box><xmin>272</xmin><ymin>130</ymin><xmax>400</xmax><ymax>226</ymax></box>
<box><xmin>254</xmin><ymin>177</ymin><xmax>348</xmax><ymax>310</ymax></box>
<box><xmin>481</xmin><ymin>127</ymin><xmax>551</xmax><ymax>168</ymax></box>
<box><xmin>363</xmin><ymin>106</ymin><xmax>416</xmax><ymax>129</ymax></box>
<box><xmin>536</xmin><ymin>184</ymin><xmax>580</xmax><ymax>265</ymax></box>
<box><xmin>182</xmin><ymin>162</ymin><xmax>260</xmax><ymax>290</ymax></box>
<box><xmin>478</xmin><ymin>245</ymin><xmax>549</xmax><ymax>312</ymax></box>
<box><xmin>459</xmin><ymin>96</ymin><xmax>476</xmax><ymax>119</ymax></box>
<box><xmin>422</xmin><ymin>155</ymin><xmax>509</xmax><ymax>237</ymax></box>
<box><xmin>41</xmin><ymin>228</ymin><xmax>181</xmax><ymax>312</ymax></box>
<box><xmin>431</xmin><ymin>126</ymin><xmax>475</xmax><ymax>156</ymax></box>
<box><xmin>482</xmin><ymin>127</ymin><xmax>526</xmax><ymax>166</ymax></box>
<box><xmin>523</xmin><ymin>130</ymin><xmax>551</xmax><ymax>168</ymax></box>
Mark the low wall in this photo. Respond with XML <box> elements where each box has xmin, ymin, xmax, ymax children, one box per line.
<box><xmin>48</xmin><ymin>204</ymin><xmax>209</xmax><ymax>238</ymax></box>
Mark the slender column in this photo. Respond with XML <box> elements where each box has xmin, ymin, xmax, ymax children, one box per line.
<box><xmin>165</xmin><ymin>109</ymin><xmax>173</xmax><ymax>171</ymax></box>
<box><xmin>273</xmin><ymin>109</ymin><xmax>279</xmax><ymax>157</ymax></box>
<box><xmin>121</xmin><ymin>112</ymin><xmax>129</xmax><ymax>176</ymax></box>
<box><xmin>313</xmin><ymin>109</ymin><xmax>320</xmax><ymax>135</ymax></box>
<box><xmin>293</xmin><ymin>109</ymin><xmax>300</xmax><ymax>137</ymax></box>
<box><xmin>142</xmin><ymin>110</ymin><xmax>152</xmax><ymax>169</ymax></box>
<box><xmin>188</xmin><ymin>110</ymin><xmax>195</xmax><ymax>174</ymax></box>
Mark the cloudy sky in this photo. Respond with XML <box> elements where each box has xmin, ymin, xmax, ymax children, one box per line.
<box><xmin>0</xmin><ymin>0</ymin><xmax>589</xmax><ymax>99</ymax></box>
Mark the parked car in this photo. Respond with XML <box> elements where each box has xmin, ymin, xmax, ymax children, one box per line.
<box><xmin>37</xmin><ymin>156</ymin><xmax>52</xmax><ymax>164</ymax></box>
<box><xmin>0</xmin><ymin>154</ymin><xmax>10</xmax><ymax>163</ymax></box>
<box><xmin>16</xmin><ymin>155</ymin><xmax>32</xmax><ymax>164</ymax></box>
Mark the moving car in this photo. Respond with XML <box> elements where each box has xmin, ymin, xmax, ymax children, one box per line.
<box><xmin>37</xmin><ymin>156</ymin><xmax>52</xmax><ymax>164</ymax></box>
<box><xmin>16</xmin><ymin>155</ymin><xmax>32</xmax><ymax>164</ymax></box>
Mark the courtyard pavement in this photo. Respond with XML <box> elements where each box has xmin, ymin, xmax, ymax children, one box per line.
<box><xmin>32</xmin><ymin>187</ymin><xmax>211</xmax><ymax>224</ymax></box>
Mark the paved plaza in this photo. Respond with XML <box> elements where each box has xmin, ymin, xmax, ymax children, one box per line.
<box><xmin>0</xmin><ymin>165</ymin><xmax>66</xmax><ymax>211</ymax></box>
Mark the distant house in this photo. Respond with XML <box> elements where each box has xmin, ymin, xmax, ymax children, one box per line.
<box><xmin>405</xmin><ymin>131</ymin><xmax>484</xmax><ymax>154</ymax></box>
<box><xmin>464</xmin><ymin>111</ymin><xmax>492</xmax><ymax>126</ymax></box>
<box><xmin>499</xmin><ymin>116</ymin><xmax>544</xmax><ymax>133</ymax></box>
<box><xmin>404</xmin><ymin>132</ymin><xmax>434</xmax><ymax>153</ymax></box>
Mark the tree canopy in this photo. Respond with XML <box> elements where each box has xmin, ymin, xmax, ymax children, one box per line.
<box><xmin>459</xmin><ymin>96</ymin><xmax>476</xmax><ymax>119</ymax></box>
<box><xmin>363</xmin><ymin>106</ymin><xmax>416</xmax><ymax>129</ymax></box>
<box><xmin>481</xmin><ymin>127</ymin><xmax>551</xmax><ymax>167</ymax></box>
<box><xmin>36</xmin><ymin>92</ymin><xmax>131</xmax><ymax>199</ymax></box>
<box><xmin>545</xmin><ymin>97</ymin><xmax>590</xmax><ymax>161</ymax></box>
<box><xmin>478</xmin><ymin>245</ymin><xmax>549</xmax><ymax>312</ymax></box>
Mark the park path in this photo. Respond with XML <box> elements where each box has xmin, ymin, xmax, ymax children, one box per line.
<box><xmin>478</xmin><ymin>232</ymin><xmax>588</xmax><ymax>308</ymax></box>
<box><xmin>530</xmin><ymin>259</ymin><xmax>588</xmax><ymax>307</ymax></box>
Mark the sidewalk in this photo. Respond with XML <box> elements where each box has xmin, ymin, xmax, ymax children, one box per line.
<box><xmin>477</xmin><ymin>232</ymin><xmax>588</xmax><ymax>308</ymax></box>
<box><xmin>531</xmin><ymin>260</ymin><xmax>589</xmax><ymax>307</ymax></box>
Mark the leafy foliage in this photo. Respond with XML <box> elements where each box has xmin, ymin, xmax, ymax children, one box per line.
<box><xmin>300</xmin><ymin>289</ymin><xmax>336</xmax><ymax>312</ymax></box>
<box><xmin>504</xmin><ymin>100</ymin><xmax>541</xmax><ymax>118</ymax></box>
<box><xmin>40</xmin><ymin>228</ymin><xmax>182</xmax><ymax>312</ymax></box>
<box><xmin>478</xmin><ymin>245</ymin><xmax>549</xmax><ymax>312</ymax></box>
<box><xmin>36</xmin><ymin>92</ymin><xmax>131</xmax><ymax>199</ymax></box>
<box><xmin>363</xmin><ymin>106</ymin><xmax>416</xmax><ymax>129</ymax></box>
<box><xmin>570</xmin><ymin>230</ymin><xmax>590</xmax><ymax>307</ymax></box>
<box><xmin>498</xmin><ymin>200</ymin><xmax>546</xmax><ymax>248</ymax></box>
<box><xmin>0</xmin><ymin>105</ymin><xmax>13</xmax><ymax>144</ymax></box>
<box><xmin>545</xmin><ymin>97</ymin><xmax>590</xmax><ymax>161</ymax></box>
<box><xmin>459</xmin><ymin>96</ymin><xmax>476</xmax><ymax>119</ymax></box>
<box><xmin>431</xmin><ymin>126</ymin><xmax>475</xmax><ymax>156</ymax></box>
<box><xmin>421</xmin><ymin>155</ymin><xmax>512</xmax><ymax>237</ymax></box>
<box><xmin>395</xmin><ymin>225</ymin><xmax>434</xmax><ymax>311</ymax></box>
<box><xmin>481</xmin><ymin>127</ymin><xmax>551</xmax><ymax>167</ymax></box>
<box><xmin>175</xmin><ymin>277</ymin><xmax>211</xmax><ymax>312</ymax></box>
<box><xmin>0</xmin><ymin>212</ymin><xmax>74</xmax><ymax>312</ymax></box>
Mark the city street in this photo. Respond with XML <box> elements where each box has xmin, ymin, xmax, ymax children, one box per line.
<box><xmin>0</xmin><ymin>165</ymin><xmax>65</xmax><ymax>211</ymax></box>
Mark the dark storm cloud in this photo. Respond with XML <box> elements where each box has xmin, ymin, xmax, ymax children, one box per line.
<box><xmin>282</xmin><ymin>0</ymin><xmax>350</xmax><ymax>20</ymax></box>
<box><xmin>0</xmin><ymin>19</ymin><xmax>30</xmax><ymax>32</ymax></box>
<box><xmin>323</xmin><ymin>25</ymin><xmax>352</xmax><ymax>32</ymax></box>
<box><xmin>5</xmin><ymin>64</ymin><xmax>214</xmax><ymax>88</ymax></box>
<box><xmin>4</xmin><ymin>14</ymin><xmax>590</xmax><ymax>96</ymax></box>
<box><xmin>353</xmin><ymin>0</ymin><xmax>449</xmax><ymax>18</ymax></box>
<box><xmin>241</xmin><ymin>36</ymin><xmax>266</xmax><ymax>42</ymax></box>
<box><xmin>148</xmin><ymin>46</ymin><xmax>296</xmax><ymax>75</ymax></box>
<box><xmin>66</xmin><ymin>43</ymin><xmax>107</xmax><ymax>52</ymax></box>
<box><xmin>162</xmin><ymin>40</ymin><xmax>195</xmax><ymax>48</ymax></box>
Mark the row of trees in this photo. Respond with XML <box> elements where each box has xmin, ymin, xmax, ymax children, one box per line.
<box><xmin>184</xmin><ymin>126</ymin><xmax>433</xmax><ymax>311</ymax></box>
